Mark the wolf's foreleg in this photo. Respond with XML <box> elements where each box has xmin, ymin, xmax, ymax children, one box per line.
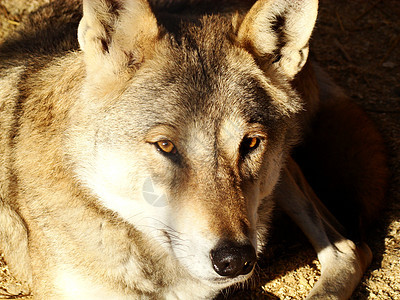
<box><xmin>274</xmin><ymin>157</ymin><xmax>372</xmax><ymax>300</ymax></box>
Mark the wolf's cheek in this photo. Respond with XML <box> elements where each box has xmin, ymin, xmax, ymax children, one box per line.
<box><xmin>257</xmin><ymin>147</ymin><xmax>287</xmax><ymax>200</ymax></box>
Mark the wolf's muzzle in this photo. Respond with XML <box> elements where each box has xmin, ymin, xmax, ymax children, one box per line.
<box><xmin>210</xmin><ymin>240</ymin><xmax>256</xmax><ymax>278</ymax></box>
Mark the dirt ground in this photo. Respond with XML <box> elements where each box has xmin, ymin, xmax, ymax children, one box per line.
<box><xmin>0</xmin><ymin>0</ymin><xmax>399</xmax><ymax>299</ymax></box>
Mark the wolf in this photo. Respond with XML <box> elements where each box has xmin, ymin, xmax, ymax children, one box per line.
<box><xmin>0</xmin><ymin>0</ymin><xmax>388</xmax><ymax>299</ymax></box>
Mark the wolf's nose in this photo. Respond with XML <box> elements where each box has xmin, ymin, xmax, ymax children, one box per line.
<box><xmin>210</xmin><ymin>240</ymin><xmax>256</xmax><ymax>277</ymax></box>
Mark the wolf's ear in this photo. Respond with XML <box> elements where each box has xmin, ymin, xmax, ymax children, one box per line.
<box><xmin>78</xmin><ymin>0</ymin><xmax>158</xmax><ymax>80</ymax></box>
<box><xmin>237</xmin><ymin>0</ymin><xmax>318</xmax><ymax>79</ymax></box>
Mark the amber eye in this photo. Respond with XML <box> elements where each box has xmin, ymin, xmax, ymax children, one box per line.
<box><xmin>248</xmin><ymin>137</ymin><xmax>259</xmax><ymax>149</ymax></box>
<box><xmin>240</xmin><ymin>136</ymin><xmax>261</xmax><ymax>157</ymax></box>
<box><xmin>155</xmin><ymin>140</ymin><xmax>176</xmax><ymax>154</ymax></box>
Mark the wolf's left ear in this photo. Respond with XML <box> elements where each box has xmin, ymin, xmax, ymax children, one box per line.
<box><xmin>78</xmin><ymin>0</ymin><xmax>158</xmax><ymax>80</ymax></box>
<box><xmin>237</xmin><ymin>0</ymin><xmax>318</xmax><ymax>79</ymax></box>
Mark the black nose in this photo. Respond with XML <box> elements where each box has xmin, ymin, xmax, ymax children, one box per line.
<box><xmin>210</xmin><ymin>240</ymin><xmax>256</xmax><ymax>277</ymax></box>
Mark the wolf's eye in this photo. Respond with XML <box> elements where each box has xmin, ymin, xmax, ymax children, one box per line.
<box><xmin>248</xmin><ymin>137</ymin><xmax>259</xmax><ymax>149</ymax></box>
<box><xmin>240</xmin><ymin>137</ymin><xmax>261</xmax><ymax>157</ymax></box>
<box><xmin>155</xmin><ymin>140</ymin><xmax>177</xmax><ymax>154</ymax></box>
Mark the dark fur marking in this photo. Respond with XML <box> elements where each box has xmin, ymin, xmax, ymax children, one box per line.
<box><xmin>6</xmin><ymin>67</ymin><xmax>33</xmax><ymax>216</ymax></box>
<box><xmin>270</xmin><ymin>14</ymin><xmax>286</xmax><ymax>63</ymax></box>
<box><xmin>101</xmin><ymin>38</ymin><xmax>110</xmax><ymax>53</ymax></box>
<box><xmin>94</xmin><ymin>0</ymin><xmax>124</xmax><ymax>54</ymax></box>
<box><xmin>106</xmin><ymin>0</ymin><xmax>123</xmax><ymax>16</ymax></box>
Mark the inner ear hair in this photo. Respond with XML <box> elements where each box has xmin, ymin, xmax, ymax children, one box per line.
<box><xmin>237</xmin><ymin>0</ymin><xmax>318</xmax><ymax>79</ymax></box>
<box><xmin>78</xmin><ymin>0</ymin><xmax>159</xmax><ymax>80</ymax></box>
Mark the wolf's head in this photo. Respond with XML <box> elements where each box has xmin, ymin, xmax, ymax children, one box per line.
<box><xmin>70</xmin><ymin>0</ymin><xmax>318</xmax><ymax>288</ymax></box>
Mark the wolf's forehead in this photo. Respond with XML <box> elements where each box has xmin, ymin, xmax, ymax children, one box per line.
<box><xmin>153</xmin><ymin>38</ymin><xmax>269</xmax><ymax>110</ymax></box>
<box><xmin>131</xmin><ymin>47</ymin><xmax>277</xmax><ymax>133</ymax></box>
<box><xmin>125</xmin><ymin>19</ymin><xmax>290</xmax><ymax>135</ymax></box>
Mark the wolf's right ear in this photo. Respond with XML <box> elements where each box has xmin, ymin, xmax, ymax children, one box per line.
<box><xmin>78</xmin><ymin>0</ymin><xmax>158</xmax><ymax>81</ymax></box>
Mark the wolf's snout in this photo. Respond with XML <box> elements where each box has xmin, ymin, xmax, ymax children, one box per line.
<box><xmin>210</xmin><ymin>240</ymin><xmax>256</xmax><ymax>278</ymax></box>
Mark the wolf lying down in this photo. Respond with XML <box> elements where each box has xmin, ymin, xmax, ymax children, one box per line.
<box><xmin>0</xmin><ymin>0</ymin><xmax>388</xmax><ymax>299</ymax></box>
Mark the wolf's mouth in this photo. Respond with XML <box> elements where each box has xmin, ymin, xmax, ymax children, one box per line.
<box><xmin>202</xmin><ymin>270</ymin><xmax>255</xmax><ymax>287</ymax></box>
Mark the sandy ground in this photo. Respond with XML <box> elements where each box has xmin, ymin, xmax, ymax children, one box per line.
<box><xmin>0</xmin><ymin>0</ymin><xmax>399</xmax><ymax>299</ymax></box>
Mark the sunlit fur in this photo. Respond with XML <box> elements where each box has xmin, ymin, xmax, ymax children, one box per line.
<box><xmin>0</xmin><ymin>0</ymin><xmax>387</xmax><ymax>299</ymax></box>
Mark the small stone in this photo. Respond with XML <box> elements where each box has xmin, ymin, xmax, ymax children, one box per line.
<box><xmin>382</xmin><ymin>61</ymin><xmax>396</xmax><ymax>68</ymax></box>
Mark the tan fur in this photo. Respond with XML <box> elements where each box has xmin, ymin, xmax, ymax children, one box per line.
<box><xmin>0</xmin><ymin>0</ymin><xmax>387</xmax><ymax>299</ymax></box>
